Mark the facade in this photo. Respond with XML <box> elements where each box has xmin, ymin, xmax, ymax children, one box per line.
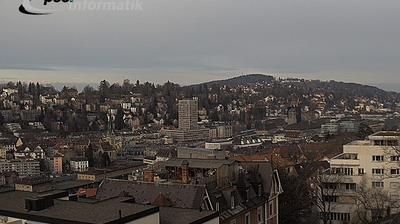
<box><xmin>209</xmin><ymin>125</ymin><xmax>233</xmax><ymax>139</ymax></box>
<box><xmin>324</xmin><ymin>131</ymin><xmax>400</xmax><ymax>223</ymax></box>
<box><xmin>213</xmin><ymin>160</ymin><xmax>282</xmax><ymax>224</ymax></box>
<box><xmin>177</xmin><ymin>147</ymin><xmax>226</xmax><ymax>160</ymax></box>
<box><xmin>162</xmin><ymin>128</ymin><xmax>209</xmax><ymax>142</ymax></box>
<box><xmin>287</xmin><ymin>107</ymin><xmax>301</xmax><ymax>125</ymax></box>
<box><xmin>162</xmin><ymin>158</ymin><xmax>282</xmax><ymax>224</ymax></box>
<box><xmin>339</xmin><ymin>120</ymin><xmax>360</xmax><ymax>133</ymax></box>
<box><xmin>70</xmin><ymin>159</ymin><xmax>89</xmax><ymax>172</ymax></box>
<box><xmin>205</xmin><ymin>139</ymin><xmax>233</xmax><ymax>150</ymax></box>
<box><xmin>0</xmin><ymin>171</ymin><xmax>18</xmax><ymax>187</ymax></box>
<box><xmin>179</xmin><ymin>98</ymin><xmax>199</xmax><ymax>130</ymax></box>
<box><xmin>0</xmin><ymin>148</ymin><xmax>6</xmax><ymax>159</ymax></box>
<box><xmin>20</xmin><ymin>110</ymin><xmax>41</xmax><ymax>122</ymax></box>
<box><xmin>0</xmin><ymin>159</ymin><xmax>40</xmax><ymax>178</ymax></box>
<box><xmin>162</xmin><ymin>98</ymin><xmax>210</xmax><ymax>142</ymax></box>
<box><xmin>50</xmin><ymin>156</ymin><xmax>63</xmax><ymax>175</ymax></box>
<box><xmin>320</xmin><ymin>122</ymin><xmax>339</xmax><ymax>137</ymax></box>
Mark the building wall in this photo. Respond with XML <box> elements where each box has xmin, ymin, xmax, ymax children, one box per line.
<box><xmin>125</xmin><ymin>211</ymin><xmax>160</xmax><ymax>224</ymax></box>
<box><xmin>0</xmin><ymin>160</ymin><xmax>40</xmax><ymax>177</ymax></box>
<box><xmin>53</xmin><ymin>157</ymin><xmax>63</xmax><ymax>174</ymax></box>
<box><xmin>15</xmin><ymin>184</ymin><xmax>33</xmax><ymax>192</ymax></box>
<box><xmin>0</xmin><ymin>149</ymin><xmax>7</xmax><ymax>159</ymax></box>
<box><xmin>177</xmin><ymin>147</ymin><xmax>225</xmax><ymax>160</ymax></box>
<box><xmin>327</xmin><ymin>135</ymin><xmax>400</xmax><ymax>223</ymax></box>
<box><xmin>202</xmin><ymin>217</ymin><xmax>220</xmax><ymax>224</ymax></box>
<box><xmin>77</xmin><ymin>174</ymin><xmax>96</xmax><ymax>181</ymax></box>
<box><xmin>178</xmin><ymin>99</ymin><xmax>199</xmax><ymax>130</ymax></box>
<box><xmin>70</xmin><ymin>160</ymin><xmax>89</xmax><ymax>172</ymax></box>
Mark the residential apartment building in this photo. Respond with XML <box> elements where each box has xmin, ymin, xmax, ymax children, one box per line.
<box><xmin>162</xmin><ymin>158</ymin><xmax>282</xmax><ymax>224</ymax></box>
<box><xmin>162</xmin><ymin>98</ymin><xmax>210</xmax><ymax>142</ymax></box>
<box><xmin>178</xmin><ymin>98</ymin><xmax>199</xmax><ymax>130</ymax></box>
<box><xmin>70</xmin><ymin>158</ymin><xmax>89</xmax><ymax>172</ymax></box>
<box><xmin>49</xmin><ymin>154</ymin><xmax>63</xmax><ymax>175</ymax></box>
<box><xmin>0</xmin><ymin>159</ymin><xmax>40</xmax><ymax>178</ymax></box>
<box><xmin>324</xmin><ymin>131</ymin><xmax>400</xmax><ymax>223</ymax></box>
<box><xmin>320</xmin><ymin>122</ymin><xmax>339</xmax><ymax>137</ymax></box>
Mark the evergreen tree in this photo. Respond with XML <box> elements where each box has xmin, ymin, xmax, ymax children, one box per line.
<box><xmin>114</xmin><ymin>107</ymin><xmax>125</xmax><ymax>130</ymax></box>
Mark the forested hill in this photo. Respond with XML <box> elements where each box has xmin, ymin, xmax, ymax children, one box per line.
<box><xmin>192</xmin><ymin>74</ymin><xmax>275</xmax><ymax>87</ymax></box>
<box><xmin>189</xmin><ymin>74</ymin><xmax>399</xmax><ymax>101</ymax></box>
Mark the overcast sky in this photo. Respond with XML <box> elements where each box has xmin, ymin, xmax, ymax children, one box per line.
<box><xmin>1</xmin><ymin>0</ymin><xmax>400</xmax><ymax>90</ymax></box>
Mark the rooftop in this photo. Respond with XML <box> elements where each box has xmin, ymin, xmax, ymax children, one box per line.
<box><xmin>96</xmin><ymin>179</ymin><xmax>206</xmax><ymax>209</ymax></box>
<box><xmin>0</xmin><ymin>191</ymin><xmax>158</xmax><ymax>224</ymax></box>
<box><xmin>370</xmin><ymin>131</ymin><xmax>400</xmax><ymax>137</ymax></box>
<box><xmin>163</xmin><ymin>158</ymin><xmax>234</xmax><ymax>169</ymax></box>
<box><xmin>160</xmin><ymin>207</ymin><xmax>218</xmax><ymax>224</ymax></box>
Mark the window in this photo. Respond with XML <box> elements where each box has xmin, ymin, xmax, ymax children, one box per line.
<box><xmin>358</xmin><ymin>168</ymin><xmax>365</xmax><ymax>175</ymax></box>
<box><xmin>390</xmin><ymin>156</ymin><xmax>400</xmax><ymax>161</ymax></box>
<box><xmin>230</xmin><ymin>195</ymin><xmax>235</xmax><ymax>209</ymax></box>
<box><xmin>372</xmin><ymin>155</ymin><xmax>384</xmax><ymax>162</ymax></box>
<box><xmin>391</xmin><ymin>194</ymin><xmax>400</xmax><ymax>200</ymax></box>
<box><xmin>230</xmin><ymin>219</ymin><xmax>237</xmax><ymax>224</ymax></box>
<box><xmin>323</xmin><ymin>195</ymin><xmax>337</xmax><ymax>202</ymax></box>
<box><xmin>320</xmin><ymin>212</ymin><xmax>350</xmax><ymax>221</ymax></box>
<box><xmin>372</xmin><ymin>181</ymin><xmax>384</xmax><ymax>188</ymax></box>
<box><xmin>391</xmin><ymin>169</ymin><xmax>400</xmax><ymax>175</ymax></box>
<box><xmin>332</xmin><ymin>167</ymin><xmax>353</xmax><ymax>175</ymax></box>
<box><xmin>342</xmin><ymin>153</ymin><xmax>358</xmax><ymax>159</ymax></box>
<box><xmin>257</xmin><ymin>206</ymin><xmax>263</xmax><ymax>224</ymax></box>
<box><xmin>372</xmin><ymin>169</ymin><xmax>385</xmax><ymax>175</ymax></box>
<box><xmin>343</xmin><ymin>183</ymin><xmax>356</xmax><ymax>190</ymax></box>
<box><xmin>258</xmin><ymin>184</ymin><xmax>262</xmax><ymax>196</ymax></box>
<box><xmin>245</xmin><ymin>212</ymin><xmax>251</xmax><ymax>224</ymax></box>
<box><xmin>390</xmin><ymin>182</ymin><xmax>400</xmax><ymax>190</ymax></box>
<box><xmin>269</xmin><ymin>202</ymin><xmax>273</xmax><ymax>216</ymax></box>
<box><xmin>215</xmin><ymin>202</ymin><xmax>220</xmax><ymax>211</ymax></box>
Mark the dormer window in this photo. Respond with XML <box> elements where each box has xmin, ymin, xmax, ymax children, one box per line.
<box><xmin>258</xmin><ymin>184</ymin><xmax>262</xmax><ymax>196</ymax></box>
<box><xmin>216</xmin><ymin>202</ymin><xmax>220</xmax><ymax>211</ymax></box>
<box><xmin>246</xmin><ymin>189</ymin><xmax>250</xmax><ymax>202</ymax></box>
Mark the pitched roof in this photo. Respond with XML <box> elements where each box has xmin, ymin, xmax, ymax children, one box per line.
<box><xmin>96</xmin><ymin>179</ymin><xmax>206</xmax><ymax>209</ymax></box>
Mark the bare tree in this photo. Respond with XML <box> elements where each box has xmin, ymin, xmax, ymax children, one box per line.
<box><xmin>310</xmin><ymin>169</ymin><xmax>344</xmax><ymax>224</ymax></box>
<box><xmin>354</xmin><ymin>175</ymin><xmax>400</xmax><ymax>224</ymax></box>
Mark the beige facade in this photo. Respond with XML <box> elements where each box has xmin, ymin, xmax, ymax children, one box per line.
<box><xmin>326</xmin><ymin>131</ymin><xmax>400</xmax><ymax>223</ymax></box>
<box><xmin>0</xmin><ymin>148</ymin><xmax>6</xmax><ymax>159</ymax></box>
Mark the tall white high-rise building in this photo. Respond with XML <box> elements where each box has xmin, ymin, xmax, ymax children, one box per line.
<box><xmin>178</xmin><ymin>99</ymin><xmax>199</xmax><ymax>130</ymax></box>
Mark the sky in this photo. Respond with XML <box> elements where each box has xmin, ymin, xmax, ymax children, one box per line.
<box><xmin>1</xmin><ymin>0</ymin><xmax>400</xmax><ymax>91</ymax></box>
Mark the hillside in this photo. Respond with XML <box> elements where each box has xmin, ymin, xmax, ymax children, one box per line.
<box><xmin>192</xmin><ymin>74</ymin><xmax>275</xmax><ymax>87</ymax></box>
<box><xmin>191</xmin><ymin>74</ymin><xmax>398</xmax><ymax>98</ymax></box>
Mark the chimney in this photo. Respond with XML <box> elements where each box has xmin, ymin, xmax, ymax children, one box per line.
<box><xmin>181</xmin><ymin>160</ymin><xmax>189</xmax><ymax>184</ymax></box>
<box><xmin>119</xmin><ymin>210</ymin><xmax>122</xmax><ymax>219</ymax></box>
<box><xmin>143</xmin><ymin>169</ymin><xmax>155</xmax><ymax>182</ymax></box>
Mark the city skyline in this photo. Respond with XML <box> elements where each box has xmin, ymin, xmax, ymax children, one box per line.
<box><xmin>1</xmin><ymin>0</ymin><xmax>400</xmax><ymax>91</ymax></box>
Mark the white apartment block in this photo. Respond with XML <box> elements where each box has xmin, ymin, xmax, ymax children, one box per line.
<box><xmin>70</xmin><ymin>160</ymin><xmax>89</xmax><ymax>172</ymax></box>
<box><xmin>0</xmin><ymin>159</ymin><xmax>40</xmax><ymax>177</ymax></box>
<box><xmin>324</xmin><ymin>131</ymin><xmax>400</xmax><ymax>223</ymax></box>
